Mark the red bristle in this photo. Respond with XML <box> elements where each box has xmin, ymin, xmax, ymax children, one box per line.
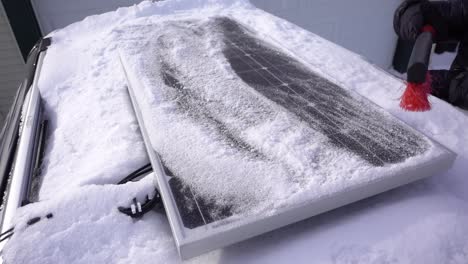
<box><xmin>400</xmin><ymin>73</ymin><xmax>432</xmax><ymax>112</ymax></box>
<box><xmin>422</xmin><ymin>25</ymin><xmax>436</xmax><ymax>36</ymax></box>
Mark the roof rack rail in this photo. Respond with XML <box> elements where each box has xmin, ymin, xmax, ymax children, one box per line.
<box><xmin>0</xmin><ymin>38</ymin><xmax>50</xmax><ymax>257</ymax></box>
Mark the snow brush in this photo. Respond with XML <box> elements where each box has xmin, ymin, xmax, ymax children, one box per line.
<box><xmin>400</xmin><ymin>25</ymin><xmax>435</xmax><ymax>112</ymax></box>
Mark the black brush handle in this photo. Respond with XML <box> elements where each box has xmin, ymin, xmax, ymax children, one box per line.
<box><xmin>407</xmin><ymin>31</ymin><xmax>434</xmax><ymax>84</ymax></box>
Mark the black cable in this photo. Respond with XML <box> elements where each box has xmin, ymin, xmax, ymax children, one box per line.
<box><xmin>117</xmin><ymin>163</ymin><xmax>161</xmax><ymax>219</ymax></box>
<box><xmin>118</xmin><ymin>163</ymin><xmax>152</xmax><ymax>185</ymax></box>
<box><xmin>0</xmin><ymin>227</ymin><xmax>14</xmax><ymax>239</ymax></box>
<box><xmin>0</xmin><ymin>213</ymin><xmax>53</xmax><ymax>245</ymax></box>
<box><xmin>0</xmin><ymin>232</ymin><xmax>13</xmax><ymax>243</ymax></box>
<box><xmin>118</xmin><ymin>192</ymin><xmax>161</xmax><ymax>218</ymax></box>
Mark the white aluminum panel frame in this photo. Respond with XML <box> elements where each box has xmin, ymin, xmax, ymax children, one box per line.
<box><xmin>120</xmin><ymin>51</ymin><xmax>456</xmax><ymax>260</ymax></box>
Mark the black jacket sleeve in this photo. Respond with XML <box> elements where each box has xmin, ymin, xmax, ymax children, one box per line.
<box><xmin>394</xmin><ymin>0</ymin><xmax>425</xmax><ymax>41</ymax></box>
<box><xmin>423</xmin><ymin>0</ymin><xmax>468</xmax><ymax>41</ymax></box>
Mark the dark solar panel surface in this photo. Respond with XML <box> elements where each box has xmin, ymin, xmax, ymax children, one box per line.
<box><xmin>218</xmin><ymin>17</ymin><xmax>428</xmax><ymax>167</ymax></box>
<box><xmin>160</xmin><ymin>66</ymin><xmax>235</xmax><ymax>229</ymax></box>
<box><xmin>157</xmin><ymin>17</ymin><xmax>429</xmax><ymax>230</ymax></box>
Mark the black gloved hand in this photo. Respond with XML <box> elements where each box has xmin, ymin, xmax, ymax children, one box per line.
<box><xmin>448</xmin><ymin>71</ymin><xmax>468</xmax><ymax>109</ymax></box>
<box><xmin>447</xmin><ymin>33</ymin><xmax>468</xmax><ymax>109</ymax></box>
<box><xmin>394</xmin><ymin>0</ymin><xmax>424</xmax><ymax>41</ymax></box>
<box><xmin>429</xmin><ymin>69</ymin><xmax>468</xmax><ymax>109</ymax></box>
<box><xmin>420</xmin><ymin>1</ymin><xmax>450</xmax><ymax>42</ymax></box>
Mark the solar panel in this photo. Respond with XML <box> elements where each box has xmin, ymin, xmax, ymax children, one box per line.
<box><xmin>219</xmin><ymin>18</ymin><xmax>426</xmax><ymax>166</ymax></box>
<box><xmin>119</xmin><ymin>17</ymin><xmax>456</xmax><ymax>259</ymax></box>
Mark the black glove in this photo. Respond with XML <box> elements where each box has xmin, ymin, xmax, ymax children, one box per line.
<box><xmin>420</xmin><ymin>1</ymin><xmax>450</xmax><ymax>42</ymax></box>
<box><xmin>447</xmin><ymin>34</ymin><xmax>468</xmax><ymax>109</ymax></box>
<box><xmin>394</xmin><ymin>0</ymin><xmax>451</xmax><ymax>42</ymax></box>
<box><xmin>394</xmin><ymin>0</ymin><xmax>424</xmax><ymax>41</ymax></box>
<box><xmin>448</xmin><ymin>71</ymin><xmax>468</xmax><ymax>109</ymax></box>
<box><xmin>430</xmin><ymin>69</ymin><xmax>468</xmax><ymax>109</ymax></box>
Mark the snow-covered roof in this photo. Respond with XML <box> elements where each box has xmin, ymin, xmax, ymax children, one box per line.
<box><xmin>3</xmin><ymin>1</ymin><xmax>468</xmax><ymax>263</ymax></box>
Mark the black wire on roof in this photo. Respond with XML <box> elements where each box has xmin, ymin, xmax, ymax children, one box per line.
<box><xmin>117</xmin><ymin>163</ymin><xmax>161</xmax><ymax>219</ymax></box>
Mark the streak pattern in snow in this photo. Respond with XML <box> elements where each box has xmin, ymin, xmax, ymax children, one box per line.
<box><xmin>218</xmin><ymin>17</ymin><xmax>429</xmax><ymax>166</ymax></box>
<box><xmin>118</xmin><ymin>16</ymin><xmax>440</xmax><ymax>224</ymax></box>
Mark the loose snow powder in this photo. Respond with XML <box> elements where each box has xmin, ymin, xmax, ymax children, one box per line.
<box><xmin>118</xmin><ymin>15</ymin><xmax>441</xmax><ymax>219</ymax></box>
<box><xmin>3</xmin><ymin>1</ymin><xmax>468</xmax><ymax>263</ymax></box>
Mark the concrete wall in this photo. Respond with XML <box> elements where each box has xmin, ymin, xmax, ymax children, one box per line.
<box><xmin>251</xmin><ymin>0</ymin><xmax>402</xmax><ymax>69</ymax></box>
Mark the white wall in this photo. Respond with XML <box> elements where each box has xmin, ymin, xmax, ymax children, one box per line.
<box><xmin>0</xmin><ymin>4</ymin><xmax>25</xmax><ymax>128</ymax></box>
<box><xmin>251</xmin><ymin>0</ymin><xmax>402</xmax><ymax>69</ymax></box>
<box><xmin>31</xmin><ymin>0</ymin><xmax>401</xmax><ymax>68</ymax></box>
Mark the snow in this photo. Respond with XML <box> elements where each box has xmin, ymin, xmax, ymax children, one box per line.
<box><xmin>118</xmin><ymin>14</ymin><xmax>447</xmax><ymax>222</ymax></box>
<box><xmin>2</xmin><ymin>0</ymin><xmax>468</xmax><ymax>263</ymax></box>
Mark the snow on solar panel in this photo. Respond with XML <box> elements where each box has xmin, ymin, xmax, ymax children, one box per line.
<box><xmin>118</xmin><ymin>17</ymin><xmax>456</xmax><ymax>259</ymax></box>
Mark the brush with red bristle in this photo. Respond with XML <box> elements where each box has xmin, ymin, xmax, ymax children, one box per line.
<box><xmin>400</xmin><ymin>25</ymin><xmax>436</xmax><ymax>112</ymax></box>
